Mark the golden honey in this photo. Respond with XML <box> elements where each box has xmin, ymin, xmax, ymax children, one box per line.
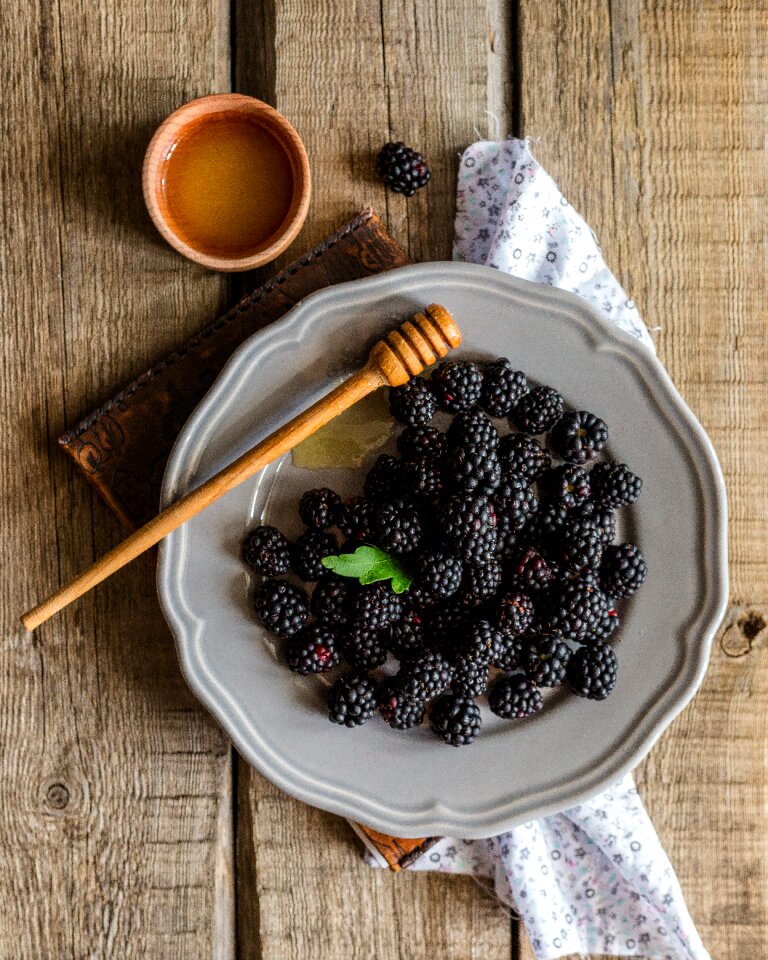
<box><xmin>161</xmin><ymin>113</ymin><xmax>294</xmax><ymax>259</ymax></box>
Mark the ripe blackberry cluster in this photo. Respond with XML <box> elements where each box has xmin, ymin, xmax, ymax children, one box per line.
<box><xmin>241</xmin><ymin>354</ymin><xmax>647</xmax><ymax>745</ymax></box>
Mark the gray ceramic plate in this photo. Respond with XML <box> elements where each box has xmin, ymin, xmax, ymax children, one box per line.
<box><xmin>158</xmin><ymin>262</ymin><xmax>728</xmax><ymax>839</ymax></box>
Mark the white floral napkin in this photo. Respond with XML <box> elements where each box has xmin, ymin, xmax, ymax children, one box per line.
<box><xmin>365</xmin><ymin>138</ymin><xmax>710</xmax><ymax>960</ymax></box>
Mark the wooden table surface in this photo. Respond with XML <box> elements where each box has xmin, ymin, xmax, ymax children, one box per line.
<box><xmin>3</xmin><ymin>1</ymin><xmax>766</xmax><ymax>957</ymax></box>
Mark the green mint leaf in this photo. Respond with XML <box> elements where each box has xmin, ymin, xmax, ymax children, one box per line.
<box><xmin>320</xmin><ymin>544</ymin><xmax>412</xmax><ymax>592</ymax></box>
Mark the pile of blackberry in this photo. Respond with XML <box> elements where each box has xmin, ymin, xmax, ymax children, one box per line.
<box><xmin>242</xmin><ymin>357</ymin><xmax>647</xmax><ymax>746</ymax></box>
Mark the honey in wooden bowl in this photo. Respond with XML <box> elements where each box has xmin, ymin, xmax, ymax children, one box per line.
<box><xmin>143</xmin><ymin>94</ymin><xmax>311</xmax><ymax>271</ymax></box>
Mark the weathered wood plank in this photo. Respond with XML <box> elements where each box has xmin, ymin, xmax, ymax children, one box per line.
<box><xmin>517</xmin><ymin>1</ymin><xmax>768</xmax><ymax>958</ymax></box>
<box><xmin>0</xmin><ymin>0</ymin><xmax>235</xmax><ymax>955</ymax></box>
<box><xmin>234</xmin><ymin>0</ymin><xmax>515</xmax><ymax>957</ymax></box>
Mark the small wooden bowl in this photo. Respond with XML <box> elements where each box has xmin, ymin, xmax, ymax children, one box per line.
<box><xmin>142</xmin><ymin>94</ymin><xmax>311</xmax><ymax>271</ymax></box>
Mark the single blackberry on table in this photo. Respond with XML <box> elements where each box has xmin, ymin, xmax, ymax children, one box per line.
<box><xmin>600</xmin><ymin>543</ymin><xmax>647</xmax><ymax>598</ymax></box>
<box><xmin>375</xmin><ymin>141</ymin><xmax>431</xmax><ymax>196</ymax></box>
<box><xmin>298</xmin><ymin>487</ymin><xmax>343</xmax><ymax>530</ymax></box>
<box><xmin>509</xmin><ymin>546</ymin><xmax>557</xmax><ymax>593</ymax></box>
<box><xmin>491</xmin><ymin>632</ymin><xmax>529</xmax><ymax>671</ymax></box>
<box><xmin>310</xmin><ymin>576</ymin><xmax>355</xmax><ymax>625</ymax></box>
<box><xmin>555</xmin><ymin>517</ymin><xmax>604</xmax><ymax>575</ymax></box>
<box><xmin>498</xmin><ymin>433</ymin><xmax>551</xmax><ymax>483</ymax></box>
<box><xmin>430</xmin><ymin>694</ymin><xmax>482</xmax><ymax>746</ymax></box>
<box><xmin>590</xmin><ymin>462</ymin><xmax>643</xmax><ymax>508</ymax></box>
<box><xmin>439</xmin><ymin>494</ymin><xmax>498</xmax><ymax>565</ymax></box>
<box><xmin>354</xmin><ymin>583</ymin><xmax>404</xmax><ymax>628</ymax></box>
<box><xmin>446</xmin><ymin>408</ymin><xmax>500</xmax><ymax>452</ymax></box>
<box><xmin>567</xmin><ymin>642</ymin><xmax>618</xmax><ymax>700</ymax></box>
<box><xmin>431</xmin><ymin>360</ymin><xmax>483</xmax><ymax>413</ymax></box>
<box><xmin>253</xmin><ymin>579</ymin><xmax>309</xmax><ymax>636</ymax></box>
<box><xmin>494</xmin><ymin>481</ymin><xmax>538</xmax><ymax>536</ymax></box>
<box><xmin>398</xmin><ymin>651</ymin><xmax>454</xmax><ymax>701</ymax></box>
<box><xmin>495</xmin><ymin>590</ymin><xmax>535</xmax><ymax>636</ymax></box>
<box><xmin>550</xmin><ymin>411</ymin><xmax>609</xmax><ymax>464</ymax></box>
<box><xmin>460</xmin><ymin>558</ymin><xmax>502</xmax><ymax>606</ymax></box>
<box><xmin>364</xmin><ymin>454</ymin><xmax>404</xmax><ymax>505</ymax></box>
<box><xmin>341</xmin><ymin>623</ymin><xmax>388</xmax><ymax>670</ymax></box>
<box><xmin>575</xmin><ymin>500</ymin><xmax>616</xmax><ymax>546</ymax></box>
<box><xmin>512</xmin><ymin>385</ymin><xmax>564</xmax><ymax>434</ymax></box>
<box><xmin>489</xmin><ymin>675</ymin><xmax>544</xmax><ymax>719</ymax></box>
<box><xmin>242</xmin><ymin>525</ymin><xmax>291</xmax><ymax>576</ymax></box>
<box><xmin>397</xmin><ymin>424</ymin><xmax>446</xmax><ymax>459</ymax></box>
<box><xmin>377</xmin><ymin>678</ymin><xmax>426</xmax><ymax>729</ymax></box>
<box><xmin>452</xmin><ymin>618</ymin><xmax>505</xmax><ymax>666</ymax></box>
<box><xmin>442</xmin><ymin>445</ymin><xmax>501</xmax><ymax>495</ymax></box>
<box><xmin>417</xmin><ymin>551</ymin><xmax>464</xmax><ymax>599</ymax></box>
<box><xmin>540</xmin><ymin>578</ymin><xmax>610</xmax><ymax>643</ymax></box>
<box><xmin>338</xmin><ymin>496</ymin><xmax>375</xmax><ymax>544</ymax></box>
<box><xmin>524</xmin><ymin>637</ymin><xmax>572</xmax><ymax>687</ymax></box>
<box><xmin>285</xmin><ymin>623</ymin><xmax>340</xmax><ymax>674</ymax></box>
<box><xmin>291</xmin><ymin>529</ymin><xmax>338</xmax><ymax>581</ymax></box>
<box><xmin>389</xmin><ymin>376</ymin><xmax>437</xmax><ymax>426</ymax></box>
<box><xmin>451</xmin><ymin>656</ymin><xmax>489</xmax><ymax>697</ymax></box>
<box><xmin>373</xmin><ymin>499</ymin><xmax>423</xmax><ymax>555</ymax></box>
<box><xmin>543</xmin><ymin>464</ymin><xmax>591</xmax><ymax>510</ymax></box>
<box><xmin>327</xmin><ymin>673</ymin><xmax>378</xmax><ymax>726</ymax></box>
<box><xmin>388</xmin><ymin>609</ymin><xmax>427</xmax><ymax>661</ymax></box>
<box><xmin>402</xmin><ymin>454</ymin><xmax>443</xmax><ymax>501</ymax></box>
<box><xmin>480</xmin><ymin>358</ymin><xmax>528</xmax><ymax>417</ymax></box>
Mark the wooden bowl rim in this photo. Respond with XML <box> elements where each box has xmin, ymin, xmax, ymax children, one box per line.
<box><xmin>142</xmin><ymin>93</ymin><xmax>311</xmax><ymax>272</ymax></box>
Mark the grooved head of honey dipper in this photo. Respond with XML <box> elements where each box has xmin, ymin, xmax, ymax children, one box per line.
<box><xmin>367</xmin><ymin>305</ymin><xmax>461</xmax><ymax>386</ymax></box>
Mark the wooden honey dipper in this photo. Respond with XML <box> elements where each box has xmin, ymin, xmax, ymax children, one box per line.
<box><xmin>22</xmin><ymin>304</ymin><xmax>461</xmax><ymax>631</ymax></box>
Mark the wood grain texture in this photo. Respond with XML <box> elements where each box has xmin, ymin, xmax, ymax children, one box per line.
<box><xmin>517</xmin><ymin>1</ymin><xmax>768</xmax><ymax>957</ymax></box>
<box><xmin>234</xmin><ymin>0</ymin><xmax>515</xmax><ymax>957</ymax></box>
<box><xmin>0</xmin><ymin>0</ymin><xmax>234</xmax><ymax>955</ymax></box>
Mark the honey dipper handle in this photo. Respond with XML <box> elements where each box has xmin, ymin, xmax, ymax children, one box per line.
<box><xmin>21</xmin><ymin>366</ymin><xmax>383</xmax><ymax>632</ymax></box>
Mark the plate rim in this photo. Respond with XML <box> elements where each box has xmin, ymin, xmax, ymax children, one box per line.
<box><xmin>157</xmin><ymin>261</ymin><xmax>728</xmax><ymax>838</ymax></box>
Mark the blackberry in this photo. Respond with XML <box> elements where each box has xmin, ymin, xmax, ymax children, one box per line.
<box><xmin>460</xmin><ymin>558</ymin><xmax>502</xmax><ymax>606</ymax></box>
<box><xmin>489</xmin><ymin>675</ymin><xmax>544</xmax><ymax>719</ymax></box>
<box><xmin>544</xmin><ymin>464</ymin><xmax>591</xmax><ymax>510</ymax></box>
<box><xmin>403</xmin><ymin>583</ymin><xmax>440</xmax><ymax>613</ymax></box>
<box><xmin>285</xmin><ymin>624</ymin><xmax>340</xmax><ymax>674</ymax></box>
<box><xmin>600</xmin><ymin>543</ymin><xmax>647</xmax><ymax>598</ymax></box>
<box><xmin>446</xmin><ymin>409</ymin><xmax>500</xmax><ymax>452</ymax></box>
<box><xmin>451</xmin><ymin>656</ymin><xmax>489</xmax><ymax>697</ymax></box>
<box><xmin>417</xmin><ymin>551</ymin><xmax>464</xmax><ymax>599</ymax></box>
<box><xmin>495</xmin><ymin>509</ymin><xmax>520</xmax><ymax>555</ymax></box>
<box><xmin>440</xmin><ymin>495</ymin><xmax>498</xmax><ymax>565</ymax></box>
<box><xmin>494</xmin><ymin>481</ymin><xmax>538</xmax><ymax>536</ymax></box>
<box><xmin>496</xmin><ymin>590</ymin><xmax>534</xmax><ymax>636</ymax></box>
<box><xmin>431</xmin><ymin>360</ymin><xmax>483</xmax><ymax>413</ymax></box>
<box><xmin>592</xmin><ymin>604</ymin><xmax>620</xmax><ymax>642</ymax></box>
<box><xmin>555</xmin><ymin>517</ymin><xmax>604</xmax><ymax>575</ymax></box>
<box><xmin>512</xmin><ymin>385</ymin><xmax>564</xmax><ymax>434</ymax></box>
<box><xmin>388</xmin><ymin>610</ymin><xmax>427</xmax><ymax>660</ymax></box>
<box><xmin>498</xmin><ymin>433</ymin><xmax>551</xmax><ymax>482</ymax></box>
<box><xmin>590</xmin><ymin>462</ymin><xmax>643</xmax><ymax>508</ymax></box>
<box><xmin>567</xmin><ymin>642</ymin><xmax>618</xmax><ymax>700</ymax></box>
<box><xmin>551</xmin><ymin>411</ymin><xmax>609</xmax><ymax>464</ymax></box>
<box><xmin>541</xmin><ymin>578</ymin><xmax>610</xmax><ymax>643</ymax></box>
<box><xmin>424</xmin><ymin>601</ymin><xmax>470</xmax><ymax>652</ymax></box>
<box><xmin>442</xmin><ymin>445</ymin><xmax>501</xmax><ymax>495</ymax></box>
<box><xmin>402</xmin><ymin>454</ymin><xmax>443</xmax><ymax>501</ymax></box>
<box><xmin>397</xmin><ymin>424</ymin><xmax>446</xmax><ymax>459</ymax></box>
<box><xmin>298</xmin><ymin>487</ymin><xmax>343</xmax><ymax>529</ymax></box>
<box><xmin>354</xmin><ymin>583</ymin><xmax>404</xmax><ymax>628</ymax></box>
<box><xmin>242</xmin><ymin>525</ymin><xmax>291</xmax><ymax>576</ymax></box>
<box><xmin>377</xmin><ymin>679</ymin><xmax>426</xmax><ymax>729</ymax></box>
<box><xmin>575</xmin><ymin>500</ymin><xmax>616</xmax><ymax>546</ymax></box>
<box><xmin>253</xmin><ymin>579</ymin><xmax>309</xmax><ymax>636</ymax></box>
<box><xmin>491</xmin><ymin>632</ymin><xmax>528</xmax><ymax>671</ymax></box>
<box><xmin>291</xmin><ymin>529</ymin><xmax>338</xmax><ymax>581</ymax></box>
<box><xmin>430</xmin><ymin>694</ymin><xmax>481</xmax><ymax>746</ymax></box>
<box><xmin>310</xmin><ymin>576</ymin><xmax>355</xmax><ymax>625</ymax></box>
<box><xmin>341</xmin><ymin>623</ymin><xmax>388</xmax><ymax>670</ymax></box>
<box><xmin>389</xmin><ymin>376</ymin><xmax>436</xmax><ymax>426</ymax></box>
<box><xmin>328</xmin><ymin>673</ymin><xmax>377</xmax><ymax>726</ymax></box>
<box><xmin>524</xmin><ymin>637</ymin><xmax>571</xmax><ymax>687</ymax></box>
<box><xmin>509</xmin><ymin>546</ymin><xmax>557</xmax><ymax>593</ymax></box>
<box><xmin>374</xmin><ymin>500</ymin><xmax>423</xmax><ymax>555</ymax></box>
<box><xmin>338</xmin><ymin>496</ymin><xmax>375</xmax><ymax>543</ymax></box>
<box><xmin>364</xmin><ymin>454</ymin><xmax>403</xmax><ymax>505</ymax></box>
<box><xmin>480</xmin><ymin>358</ymin><xmax>528</xmax><ymax>417</ymax></box>
<box><xmin>398</xmin><ymin>651</ymin><xmax>454</xmax><ymax>701</ymax></box>
<box><xmin>452</xmin><ymin>619</ymin><xmax>505</xmax><ymax>666</ymax></box>
<box><xmin>375</xmin><ymin>141</ymin><xmax>431</xmax><ymax>196</ymax></box>
<box><xmin>531</xmin><ymin>501</ymin><xmax>570</xmax><ymax>544</ymax></box>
